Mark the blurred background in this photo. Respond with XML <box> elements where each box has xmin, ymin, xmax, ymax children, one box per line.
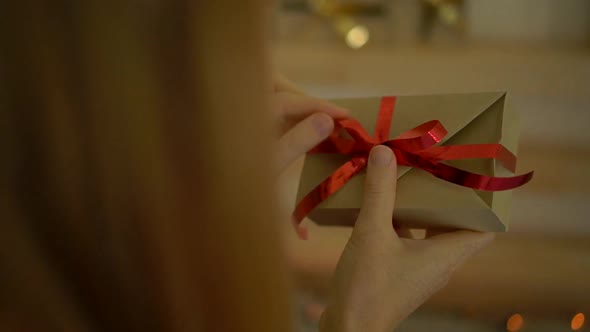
<box><xmin>273</xmin><ymin>0</ymin><xmax>590</xmax><ymax>331</ymax></box>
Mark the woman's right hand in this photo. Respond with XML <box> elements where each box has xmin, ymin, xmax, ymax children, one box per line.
<box><xmin>319</xmin><ymin>145</ymin><xmax>495</xmax><ymax>332</ymax></box>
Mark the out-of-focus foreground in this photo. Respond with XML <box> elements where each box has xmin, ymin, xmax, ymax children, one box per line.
<box><xmin>274</xmin><ymin>1</ymin><xmax>590</xmax><ymax>331</ymax></box>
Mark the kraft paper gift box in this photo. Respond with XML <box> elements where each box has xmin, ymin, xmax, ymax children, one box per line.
<box><xmin>295</xmin><ymin>92</ymin><xmax>527</xmax><ymax>232</ymax></box>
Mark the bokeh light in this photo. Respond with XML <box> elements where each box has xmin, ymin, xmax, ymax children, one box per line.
<box><xmin>506</xmin><ymin>314</ymin><xmax>524</xmax><ymax>332</ymax></box>
<box><xmin>571</xmin><ymin>313</ymin><xmax>585</xmax><ymax>331</ymax></box>
<box><xmin>439</xmin><ymin>4</ymin><xmax>459</xmax><ymax>25</ymax></box>
<box><xmin>345</xmin><ymin>25</ymin><xmax>369</xmax><ymax>49</ymax></box>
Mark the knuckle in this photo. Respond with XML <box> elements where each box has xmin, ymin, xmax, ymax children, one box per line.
<box><xmin>364</xmin><ymin>180</ymin><xmax>389</xmax><ymax>196</ymax></box>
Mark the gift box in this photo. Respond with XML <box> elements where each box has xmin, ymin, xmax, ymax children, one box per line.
<box><xmin>294</xmin><ymin>92</ymin><xmax>533</xmax><ymax>236</ymax></box>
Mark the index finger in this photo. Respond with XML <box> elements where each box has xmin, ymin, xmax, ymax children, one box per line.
<box><xmin>277</xmin><ymin>92</ymin><xmax>349</xmax><ymax>120</ymax></box>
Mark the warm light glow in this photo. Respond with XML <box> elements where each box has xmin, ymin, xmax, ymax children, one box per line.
<box><xmin>345</xmin><ymin>25</ymin><xmax>369</xmax><ymax>49</ymax></box>
<box><xmin>571</xmin><ymin>313</ymin><xmax>585</xmax><ymax>331</ymax></box>
<box><xmin>506</xmin><ymin>314</ymin><xmax>524</xmax><ymax>332</ymax></box>
<box><xmin>439</xmin><ymin>4</ymin><xmax>459</xmax><ymax>25</ymax></box>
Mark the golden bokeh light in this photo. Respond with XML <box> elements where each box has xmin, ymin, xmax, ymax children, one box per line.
<box><xmin>571</xmin><ymin>313</ymin><xmax>585</xmax><ymax>330</ymax></box>
<box><xmin>439</xmin><ymin>3</ymin><xmax>459</xmax><ymax>25</ymax></box>
<box><xmin>345</xmin><ymin>25</ymin><xmax>369</xmax><ymax>49</ymax></box>
<box><xmin>506</xmin><ymin>314</ymin><xmax>524</xmax><ymax>332</ymax></box>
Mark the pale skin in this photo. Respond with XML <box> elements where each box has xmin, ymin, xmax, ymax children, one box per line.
<box><xmin>273</xmin><ymin>73</ymin><xmax>495</xmax><ymax>332</ymax></box>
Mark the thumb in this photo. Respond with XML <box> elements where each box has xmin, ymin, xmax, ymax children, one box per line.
<box><xmin>354</xmin><ymin>145</ymin><xmax>398</xmax><ymax>237</ymax></box>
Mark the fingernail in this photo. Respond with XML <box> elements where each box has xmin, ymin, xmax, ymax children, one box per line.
<box><xmin>312</xmin><ymin>113</ymin><xmax>333</xmax><ymax>137</ymax></box>
<box><xmin>370</xmin><ymin>145</ymin><xmax>393</xmax><ymax>166</ymax></box>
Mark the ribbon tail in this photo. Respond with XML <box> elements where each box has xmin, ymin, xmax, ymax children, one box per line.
<box><xmin>417</xmin><ymin>144</ymin><xmax>518</xmax><ymax>172</ymax></box>
<box><xmin>429</xmin><ymin>162</ymin><xmax>534</xmax><ymax>191</ymax></box>
<box><xmin>292</xmin><ymin>155</ymin><xmax>368</xmax><ymax>239</ymax></box>
<box><xmin>393</xmin><ymin>149</ymin><xmax>532</xmax><ymax>191</ymax></box>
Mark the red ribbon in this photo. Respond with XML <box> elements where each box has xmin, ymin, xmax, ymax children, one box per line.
<box><xmin>293</xmin><ymin>96</ymin><xmax>533</xmax><ymax>239</ymax></box>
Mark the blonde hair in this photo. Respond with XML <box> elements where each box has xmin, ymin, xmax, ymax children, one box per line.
<box><xmin>0</xmin><ymin>1</ymin><xmax>292</xmax><ymax>331</ymax></box>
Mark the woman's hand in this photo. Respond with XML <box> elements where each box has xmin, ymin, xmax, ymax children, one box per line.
<box><xmin>272</xmin><ymin>73</ymin><xmax>348</xmax><ymax>173</ymax></box>
<box><xmin>319</xmin><ymin>146</ymin><xmax>495</xmax><ymax>332</ymax></box>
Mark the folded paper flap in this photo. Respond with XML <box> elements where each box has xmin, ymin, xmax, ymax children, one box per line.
<box><xmin>384</xmin><ymin>91</ymin><xmax>506</xmax><ymax>142</ymax></box>
<box><xmin>498</xmin><ymin>93</ymin><xmax>518</xmax><ymax>156</ymax></box>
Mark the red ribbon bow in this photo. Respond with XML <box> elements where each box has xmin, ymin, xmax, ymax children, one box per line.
<box><xmin>293</xmin><ymin>96</ymin><xmax>533</xmax><ymax>239</ymax></box>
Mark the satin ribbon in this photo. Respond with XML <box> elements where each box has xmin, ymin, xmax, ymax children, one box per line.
<box><xmin>293</xmin><ymin>96</ymin><xmax>533</xmax><ymax>239</ymax></box>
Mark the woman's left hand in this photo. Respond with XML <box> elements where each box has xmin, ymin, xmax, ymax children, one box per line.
<box><xmin>272</xmin><ymin>72</ymin><xmax>348</xmax><ymax>173</ymax></box>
